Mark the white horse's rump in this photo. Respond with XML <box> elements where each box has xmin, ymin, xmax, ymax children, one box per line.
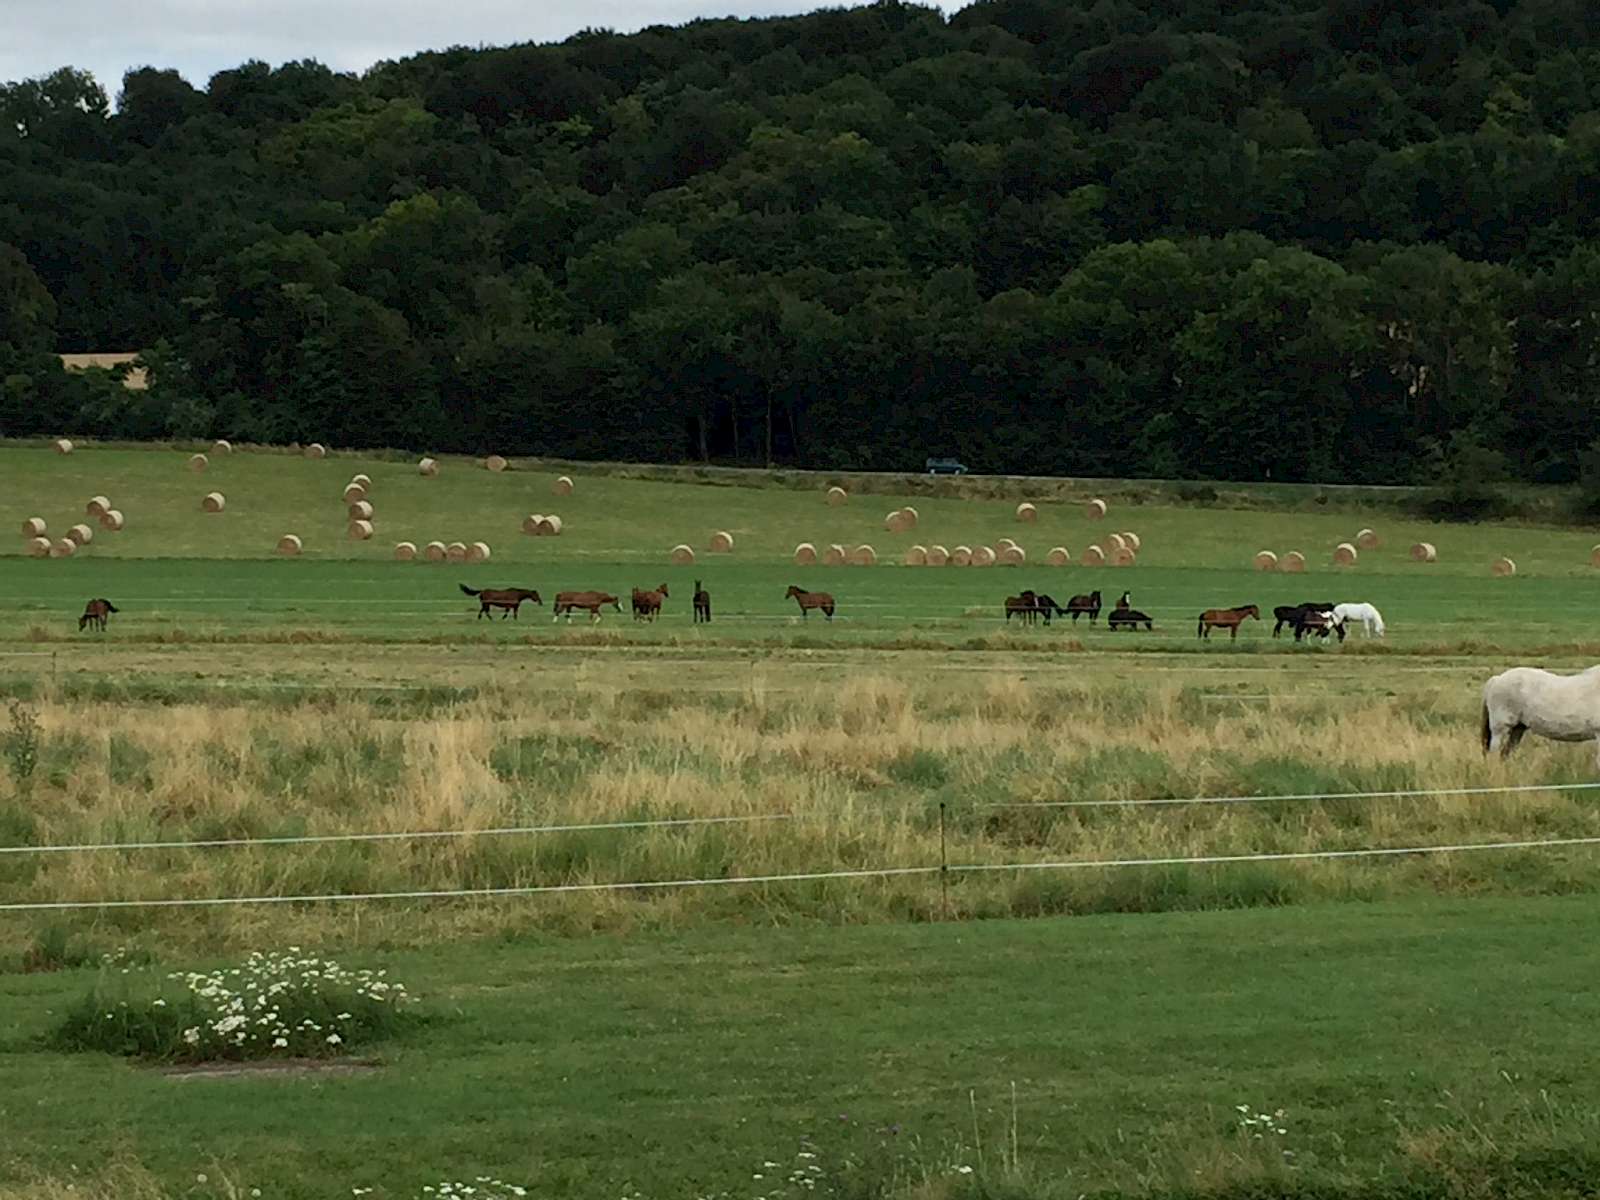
<box><xmin>1481</xmin><ymin>666</ymin><xmax>1600</xmax><ymax>766</ymax></box>
<box><xmin>1332</xmin><ymin>602</ymin><xmax>1385</xmax><ymax>637</ymax></box>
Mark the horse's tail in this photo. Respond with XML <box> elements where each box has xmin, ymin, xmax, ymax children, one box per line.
<box><xmin>458</xmin><ymin>584</ymin><xmax>480</xmax><ymax>597</ymax></box>
<box><xmin>1480</xmin><ymin>697</ymin><xmax>1492</xmax><ymax>753</ymax></box>
<box><xmin>1196</xmin><ymin>614</ymin><xmax>1204</xmax><ymax>638</ymax></box>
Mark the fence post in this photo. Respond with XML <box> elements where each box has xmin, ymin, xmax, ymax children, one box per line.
<box><xmin>939</xmin><ymin>801</ymin><xmax>949</xmax><ymax>921</ymax></box>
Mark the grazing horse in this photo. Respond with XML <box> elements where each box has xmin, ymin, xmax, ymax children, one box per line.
<box><xmin>1107</xmin><ymin>607</ymin><xmax>1153</xmax><ymax>631</ymax></box>
<box><xmin>78</xmin><ymin>598</ymin><xmax>118</xmax><ymax>632</ymax></box>
<box><xmin>1482</xmin><ymin>666</ymin><xmax>1600</xmax><ymax>766</ymax></box>
<box><xmin>1293</xmin><ymin>610</ymin><xmax>1346</xmax><ymax>643</ymax></box>
<box><xmin>1272</xmin><ymin>602</ymin><xmax>1335</xmax><ymax>638</ymax></box>
<box><xmin>693</xmin><ymin>580</ymin><xmax>711</xmax><ymax>624</ymax></box>
<box><xmin>1065</xmin><ymin>590</ymin><xmax>1102</xmax><ymax>624</ymax></box>
<box><xmin>459</xmin><ymin>584</ymin><xmax>542</xmax><ymax>620</ymax></box>
<box><xmin>1033</xmin><ymin>594</ymin><xmax>1068</xmax><ymax>625</ymax></box>
<box><xmin>553</xmin><ymin>591</ymin><xmax>622</xmax><ymax>621</ymax></box>
<box><xmin>1332</xmin><ymin>601</ymin><xmax>1386</xmax><ymax>638</ymax></box>
<box><xmin>632</xmin><ymin>583</ymin><xmax>669</xmax><ymax>622</ymax></box>
<box><xmin>1198</xmin><ymin>604</ymin><xmax>1260</xmax><ymax>641</ymax></box>
<box><xmin>785</xmin><ymin>585</ymin><xmax>835</xmax><ymax>620</ymax></box>
<box><xmin>1004</xmin><ymin>590</ymin><xmax>1040</xmax><ymax>624</ymax></box>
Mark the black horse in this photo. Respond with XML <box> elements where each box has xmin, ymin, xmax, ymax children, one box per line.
<box><xmin>1033</xmin><ymin>594</ymin><xmax>1068</xmax><ymax>625</ymax></box>
<box><xmin>1108</xmin><ymin>607</ymin><xmax>1154</xmax><ymax>631</ymax></box>
<box><xmin>1294</xmin><ymin>610</ymin><xmax>1347</xmax><ymax>643</ymax></box>
<box><xmin>1272</xmin><ymin>602</ymin><xmax>1335</xmax><ymax>638</ymax></box>
<box><xmin>1065</xmin><ymin>590</ymin><xmax>1102</xmax><ymax>624</ymax></box>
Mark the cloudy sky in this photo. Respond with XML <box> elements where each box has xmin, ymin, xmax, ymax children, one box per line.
<box><xmin>4</xmin><ymin>1</ymin><xmax>949</xmax><ymax>102</ymax></box>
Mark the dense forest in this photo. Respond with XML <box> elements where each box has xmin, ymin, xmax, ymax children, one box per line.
<box><xmin>4</xmin><ymin>0</ymin><xmax>1600</xmax><ymax>484</ymax></box>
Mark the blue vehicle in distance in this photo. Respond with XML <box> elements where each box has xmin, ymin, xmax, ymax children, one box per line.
<box><xmin>925</xmin><ymin>457</ymin><xmax>968</xmax><ymax>475</ymax></box>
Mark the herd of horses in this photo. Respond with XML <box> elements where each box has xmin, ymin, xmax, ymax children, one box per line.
<box><xmin>1003</xmin><ymin>589</ymin><xmax>1153</xmax><ymax>631</ymax></box>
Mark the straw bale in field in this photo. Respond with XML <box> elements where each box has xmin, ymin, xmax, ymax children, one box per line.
<box><xmin>68</xmin><ymin>523</ymin><xmax>93</xmax><ymax>545</ymax></box>
<box><xmin>522</xmin><ymin>514</ymin><xmax>546</xmax><ymax>535</ymax></box>
<box><xmin>553</xmin><ymin>475</ymin><xmax>574</xmax><ymax>496</ymax></box>
<box><xmin>1592</xmin><ymin>545</ymin><xmax>1600</xmax><ymax>568</ymax></box>
<box><xmin>824</xmin><ymin>543</ymin><xmax>847</xmax><ymax>566</ymax></box>
<box><xmin>21</xmin><ymin>517</ymin><xmax>46</xmax><ymax>538</ymax></box>
<box><xmin>925</xmin><ymin>544</ymin><xmax>950</xmax><ymax>566</ymax></box>
<box><xmin>1081</xmin><ymin>544</ymin><xmax>1105</xmax><ymax>566</ymax></box>
<box><xmin>1106</xmin><ymin>533</ymin><xmax>1128</xmax><ymax>555</ymax></box>
<box><xmin>424</xmin><ymin>541</ymin><xmax>447</xmax><ymax>562</ymax></box>
<box><xmin>970</xmin><ymin>545</ymin><xmax>996</xmax><ymax>567</ymax></box>
<box><xmin>1254</xmin><ymin>550</ymin><xmax>1279</xmax><ymax>571</ymax></box>
<box><xmin>1332</xmin><ymin>542</ymin><xmax>1358</xmax><ymax>565</ymax></box>
<box><xmin>1085</xmin><ymin>498</ymin><xmax>1106</xmax><ymax>519</ymax></box>
<box><xmin>85</xmin><ymin>497</ymin><xmax>109</xmax><ymax>518</ymax></box>
<box><xmin>536</xmin><ymin>515</ymin><xmax>562</xmax><ymax>536</ymax></box>
<box><xmin>899</xmin><ymin>506</ymin><xmax>918</xmax><ymax>529</ymax></box>
<box><xmin>214</xmin><ymin>440</ymin><xmax>232</xmax><ymax>455</ymax></box>
<box><xmin>468</xmin><ymin>541</ymin><xmax>491</xmax><ymax>563</ymax></box>
<box><xmin>485</xmin><ymin>455</ymin><xmax>508</xmax><ymax>472</ymax></box>
<box><xmin>825</xmin><ymin>485</ymin><xmax>847</xmax><ymax>507</ymax></box>
<box><xmin>904</xmin><ymin>545</ymin><xmax>928</xmax><ymax>566</ymax></box>
<box><xmin>202</xmin><ymin>492</ymin><xmax>226</xmax><ymax>513</ymax></box>
<box><xmin>394</xmin><ymin>541</ymin><xmax>417</xmax><ymax>561</ymax></box>
<box><xmin>999</xmin><ymin>544</ymin><xmax>1026</xmax><ymax>566</ymax></box>
<box><xmin>997</xmin><ymin>537</ymin><xmax>1019</xmax><ymax>552</ymax></box>
<box><xmin>1356</xmin><ymin>528</ymin><xmax>1379</xmax><ymax>550</ymax></box>
<box><xmin>1015</xmin><ymin>502</ymin><xmax>1038</xmax><ymax>523</ymax></box>
<box><xmin>1111</xmin><ymin>546</ymin><xmax>1136</xmax><ymax>567</ymax></box>
<box><xmin>794</xmin><ymin>542</ymin><xmax>817</xmax><ymax>565</ymax></box>
<box><xmin>305</xmin><ymin>443</ymin><xmax>326</xmax><ymax>459</ymax></box>
<box><xmin>277</xmin><ymin>534</ymin><xmax>302</xmax><ymax>556</ymax></box>
<box><xmin>446</xmin><ymin>541</ymin><xmax>468</xmax><ymax>562</ymax></box>
<box><xmin>99</xmin><ymin>510</ymin><xmax>124</xmax><ymax>531</ymax></box>
<box><xmin>1410</xmin><ymin>542</ymin><xmax>1437</xmax><ymax>563</ymax></box>
<box><xmin>418</xmin><ymin>457</ymin><xmax>439</xmax><ymax>477</ymax></box>
<box><xmin>1283</xmin><ymin>551</ymin><xmax>1306</xmax><ymax>573</ymax></box>
<box><xmin>850</xmin><ymin>544</ymin><xmax>877</xmax><ymax>566</ymax></box>
<box><xmin>1046</xmin><ymin>546</ymin><xmax>1070</xmax><ymax>566</ymax></box>
<box><xmin>885</xmin><ymin>510</ymin><xmax>911</xmax><ymax>534</ymax></box>
<box><xmin>1492</xmin><ymin>556</ymin><xmax>1517</xmax><ymax>577</ymax></box>
<box><xmin>351</xmin><ymin>473</ymin><xmax>372</xmax><ymax>489</ymax></box>
<box><xmin>53</xmin><ymin>438</ymin><xmax>73</xmax><ymax>454</ymax></box>
<box><xmin>670</xmin><ymin>543</ymin><xmax>695</xmax><ymax>564</ymax></box>
<box><xmin>50</xmin><ymin>538</ymin><xmax>76</xmax><ymax>557</ymax></box>
<box><xmin>709</xmin><ymin>530</ymin><xmax>734</xmax><ymax>553</ymax></box>
<box><xmin>1122</xmin><ymin>532</ymin><xmax>1141</xmax><ymax>551</ymax></box>
<box><xmin>348</xmin><ymin>500</ymin><xmax>374</xmax><ymax>521</ymax></box>
<box><xmin>950</xmin><ymin>545</ymin><xmax>973</xmax><ymax>566</ymax></box>
<box><xmin>343</xmin><ymin>483</ymin><xmax>367</xmax><ymax>504</ymax></box>
<box><xmin>348</xmin><ymin>519</ymin><xmax>374</xmax><ymax>540</ymax></box>
<box><xmin>26</xmin><ymin>536</ymin><xmax>50</xmax><ymax>558</ymax></box>
<box><xmin>189</xmin><ymin>453</ymin><xmax>208</xmax><ymax>472</ymax></box>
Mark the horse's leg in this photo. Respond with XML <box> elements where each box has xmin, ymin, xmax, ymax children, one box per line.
<box><xmin>1230</xmin><ymin>623</ymin><xmax>1238</xmax><ymax>640</ymax></box>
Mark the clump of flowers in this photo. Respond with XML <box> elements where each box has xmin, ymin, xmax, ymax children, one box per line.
<box><xmin>414</xmin><ymin>1181</ymin><xmax>527</xmax><ymax>1200</ymax></box>
<box><xmin>54</xmin><ymin>947</ymin><xmax>416</xmax><ymax>1061</ymax></box>
<box><xmin>1235</xmin><ymin>1105</ymin><xmax>1288</xmax><ymax>1139</ymax></box>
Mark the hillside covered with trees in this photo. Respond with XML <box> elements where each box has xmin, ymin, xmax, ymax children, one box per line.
<box><xmin>3</xmin><ymin>0</ymin><xmax>1600</xmax><ymax>484</ymax></box>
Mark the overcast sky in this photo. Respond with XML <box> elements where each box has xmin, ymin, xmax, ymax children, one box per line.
<box><xmin>5</xmin><ymin>1</ymin><xmax>952</xmax><ymax>102</ymax></box>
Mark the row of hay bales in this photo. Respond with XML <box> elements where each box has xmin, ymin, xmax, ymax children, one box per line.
<box><xmin>522</xmin><ymin>514</ymin><xmax>564</xmax><ymax>536</ymax></box>
<box><xmin>20</xmin><ymin>494</ymin><xmax>130</xmax><ymax>557</ymax></box>
<box><xmin>275</xmin><ymin>535</ymin><xmax>492</xmax><ymax>562</ymax></box>
<box><xmin>1253</xmin><ymin>550</ymin><xmax>1308</xmax><ymax>573</ymax></box>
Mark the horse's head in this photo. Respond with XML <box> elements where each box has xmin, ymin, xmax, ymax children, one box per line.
<box><xmin>1247</xmin><ymin>605</ymin><xmax>1260</xmax><ymax>619</ymax></box>
<box><xmin>658</xmin><ymin>584</ymin><xmax>669</xmax><ymax>596</ymax></box>
<box><xmin>786</xmin><ymin>585</ymin><xmax>803</xmax><ymax>598</ymax></box>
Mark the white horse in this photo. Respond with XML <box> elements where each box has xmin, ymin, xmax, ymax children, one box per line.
<box><xmin>1332</xmin><ymin>602</ymin><xmax>1385</xmax><ymax>638</ymax></box>
<box><xmin>1482</xmin><ymin>666</ymin><xmax>1600</xmax><ymax>766</ymax></box>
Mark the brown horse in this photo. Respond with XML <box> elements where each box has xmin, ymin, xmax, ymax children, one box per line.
<box><xmin>78</xmin><ymin>598</ymin><xmax>118</xmax><ymax>632</ymax></box>
<box><xmin>693</xmin><ymin>580</ymin><xmax>711</xmax><ymax>623</ymax></box>
<box><xmin>1294</xmin><ymin>610</ymin><xmax>1347</xmax><ymax>643</ymax></box>
<box><xmin>1198</xmin><ymin>604</ymin><xmax>1260</xmax><ymax>640</ymax></box>
<box><xmin>1065</xmin><ymin>590</ymin><xmax>1102</xmax><ymax>623</ymax></box>
<box><xmin>1004</xmin><ymin>591</ymin><xmax>1040</xmax><ymax>624</ymax></box>
<box><xmin>632</xmin><ymin>583</ymin><xmax>669</xmax><ymax>621</ymax></box>
<box><xmin>785</xmin><ymin>585</ymin><xmax>835</xmax><ymax>620</ymax></box>
<box><xmin>459</xmin><ymin>584</ymin><xmax>542</xmax><ymax>620</ymax></box>
<box><xmin>554</xmin><ymin>591</ymin><xmax>622</xmax><ymax>621</ymax></box>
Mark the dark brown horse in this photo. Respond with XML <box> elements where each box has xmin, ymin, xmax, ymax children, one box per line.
<box><xmin>632</xmin><ymin>583</ymin><xmax>669</xmax><ymax>621</ymax></box>
<box><xmin>786</xmin><ymin>585</ymin><xmax>835</xmax><ymax>620</ymax></box>
<box><xmin>459</xmin><ymin>584</ymin><xmax>542</xmax><ymax>620</ymax></box>
<box><xmin>1034</xmin><ymin>594</ymin><xmax>1068</xmax><ymax>625</ymax></box>
<box><xmin>1294</xmin><ymin>610</ymin><xmax>1347</xmax><ymax>643</ymax></box>
<box><xmin>693</xmin><ymin>580</ymin><xmax>711</xmax><ymax>623</ymax></box>
<box><xmin>554</xmin><ymin>591</ymin><xmax>622</xmax><ymax>621</ymax></box>
<box><xmin>1065</xmin><ymin>590</ymin><xmax>1102</xmax><ymax>623</ymax></box>
<box><xmin>1108</xmin><ymin>607</ymin><xmax>1154</xmax><ymax>631</ymax></box>
<box><xmin>1004</xmin><ymin>590</ymin><xmax>1040</xmax><ymax>624</ymax></box>
<box><xmin>78</xmin><ymin>598</ymin><xmax>118</xmax><ymax>632</ymax></box>
<box><xmin>1272</xmin><ymin>602</ymin><xmax>1336</xmax><ymax>638</ymax></box>
<box><xmin>1198</xmin><ymin>604</ymin><xmax>1260</xmax><ymax>640</ymax></box>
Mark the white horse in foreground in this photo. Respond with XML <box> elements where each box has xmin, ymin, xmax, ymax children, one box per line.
<box><xmin>1332</xmin><ymin>602</ymin><xmax>1385</xmax><ymax>637</ymax></box>
<box><xmin>1482</xmin><ymin>666</ymin><xmax>1600</xmax><ymax>765</ymax></box>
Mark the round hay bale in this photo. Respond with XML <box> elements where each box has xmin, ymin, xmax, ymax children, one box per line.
<box><xmin>67</xmin><ymin>523</ymin><xmax>93</xmax><ymax>546</ymax></box>
<box><xmin>1492</xmin><ymin>556</ymin><xmax>1517</xmax><ymax>577</ymax></box>
<box><xmin>950</xmin><ymin>545</ymin><xmax>973</xmax><ymax>566</ymax></box>
<box><xmin>85</xmin><ymin>497</ymin><xmax>109</xmax><ymax>518</ymax></box>
<box><xmin>1254</xmin><ymin>550</ymin><xmax>1279</xmax><ymax>571</ymax></box>
<box><xmin>709</xmin><ymin>530</ymin><xmax>734</xmax><ymax>553</ymax></box>
<box><xmin>999</xmin><ymin>544</ymin><xmax>1026</xmax><ymax>566</ymax></box>
<box><xmin>202</xmin><ymin>492</ymin><xmax>226</xmax><ymax>513</ymax></box>
<box><xmin>1106</xmin><ymin>533</ymin><xmax>1128</xmax><ymax>555</ymax></box>
<box><xmin>670</xmin><ymin>544</ymin><xmax>695</xmax><ymax>565</ymax></box>
<box><xmin>424</xmin><ymin>541</ymin><xmax>447</xmax><ymax>562</ymax></box>
<box><xmin>823</xmin><ymin>543</ymin><xmax>848</xmax><ymax>566</ymax></box>
<box><xmin>485</xmin><ymin>454</ymin><xmax>508</xmax><ymax>473</ymax></box>
<box><xmin>1591</xmin><ymin>545</ymin><xmax>1600</xmax><ymax>568</ymax></box>
<box><xmin>351</xmin><ymin>473</ymin><xmax>372</xmax><ymax>489</ymax></box>
<box><xmin>794</xmin><ymin>542</ymin><xmax>818</xmax><ymax>566</ymax></box>
<box><xmin>1016</xmin><ymin>502</ymin><xmax>1038</xmax><ymax>523</ymax></box>
<box><xmin>850</xmin><ymin>544</ymin><xmax>878</xmax><ymax>566</ymax></box>
<box><xmin>276</xmin><ymin>534</ymin><xmax>303</xmax><ymax>557</ymax></box>
<box><xmin>1283</xmin><ymin>551</ymin><xmax>1307</xmax><ymax>573</ymax></box>
<box><xmin>1355</xmin><ymin>528</ymin><xmax>1379</xmax><ymax>550</ymax></box>
<box><xmin>1121</xmin><ymin>531</ymin><xmax>1141</xmax><ymax>551</ymax></box>
<box><xmin>468</xmin><ymin>541</ymin><xmax>491</xmax><ymax>563</ymax></box>
<box><xmin>446</xmin><ymin>541</ymin><xmax>468</xmax><ymax>563</ymax></box>
<box><xmin>418</xmin><ymin>457</ymin><xmax>439</xmax><ymax>477</ymax></box>
<box><xmin>973</xmin><ymin>545</ymin><xmax>998</xmax><ymax>567</ymax></box>
<box><xmin>305</xmin><ymin>443</ymin><xmax>326</xmax><ymax>459</ymax></box>
<box><xmin>552</xmin><ymin>475</ymin><xmax>574</xmax><ymax>496</ymax></box>
<box><xmin>1332</xmin><ymin>542</ymin><xmax>1358</xmax><ymax>566</ymax></box>
<box><xmin>26</xmin><ymin>536</ymin><xmax>50</xmax><ymax>558</ymax></box>
<box><xmin>1081</xmin><ymin>544</ymin><xmax>1106</xmax><ymax>567</ymax></box>
<box><xmin>522</xmin><ymin>514</ymin><xmax>546</xmax><ymax>536</ymax></box>
<box><xmin>53</xmin><ymin>438</ymin><xmax>73</xmax><ymax>455</ymax></box>
<box><xmin>1046</xmin><ymin>546</ymin><xmax>1070</xmax><ymax>566</ymax></box>
<box><xmin>899</xmin><ymin>506</ymin><xmax>918</xmax><ymax>529</ymax></box>
<box><xmin>1111</xmin><ymin>546</ymin><xmax>1137</xmax><ymax>567</ymax></box>
<box><xmin>343</xmin><ymin>482</ymin><xmax>367</xmax><ymax>504</ymax></box>
<box><xmin>348</xmin><ymin>500</ymin><xmax>374</xmax><ymax>521</ymax></box>
<box><xmin>1085</xmin><ymin>498</ymin><xmax>1107</xmax><ymax>519</ymax></box>
<box><xmin>925</xmin><ymin>544</ymin><xmax>950</xmax><ymax>566</ymax></box>
<box><xmin>394</xmin><ymin>541</ymin><xmax>417</xmax><ymax>561</ymax></box>
<box><xmin>50</xmin><ymin>538</ymin><xmax>76</xmax><ymax>558</ymax></box>
<box><xmin>213</xmin><ymin>439</ymin><xmax>232</xmax><ymax>455</ymax></box>
<box><xmin>825</xmin><ymin>486</ymin><xmax>847</xmax><ymax>507</ymax></box>
<box><xmin>884</xmin><ymin>510</ymin><xmax>911</xmax><ymax>534</ymax></box>
<box><xmin>536</xmin><ymin>515</ymin><xmax>562</xmax><ymax>537</ymax></box>
<box><xmin>904</xmin><ymin>545</ymin><xmax>928</xmax><ymax>566</ymax></box>
<box><xmin>21</xmin><ymin>517</ymin><xmax>46</xmax><ymax>538</ymax></box>
<box><xmin>997</xmin><ymin>537</ymin><xmax>1020</xmax><ymax>552</ymax></box>
<box><xmin>1410</xmin><ymin>542</ymin><xmax>1437</xmax><ymax>563</ymax></box>
<box><xmin>189</xmin><ymin>453</ymin><xmax>208</xmax><ymax>472</ymax></box>
<box><xmin>99</xmin><ymin>510</ymin><xmax>124</xmax><ymax>532</ymax></box>
<box><xmin>348</xmin><ymin>519</ymin><xmax>374</xmax><ymax>541</ymax></box>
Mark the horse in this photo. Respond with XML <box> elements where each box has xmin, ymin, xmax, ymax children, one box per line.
<box><xmin>693</xmin><ymin>580</ymin><xmax>711</xmax><ymax>624</ymax></box>
<box><xmin>1065</xmin><ymin>590</ymin><xmax>1102</xmax><ymax>623</ymax></box>
<box><xmin>553</xmin><ymin>591</ymin><xmax>622</xmax><ymax>621</ymax></box>
<box><xmin>1293</xmin><ymin>610</ymin><xmax>1346</xmax><ymax>643</ymax></box>
<box><xmin>1198</xmin><ymin>604</ymin><xmax>1260</xmax><ymax>640</ymax></box>
<box><xmin>78</xmin><ymin>598</ymin><xmax>118</xmax><ymax>632</ymax></box>
<box><xmin>1033</xmin><ymin>594</ymin><xmax>1068</xmax><ymax>625</ymax></box>
<box><xmin>632</xmin><ymin>583</ymin><xmax>669</xmax><ymax>622</ymax></box>
<box><xmin>1004</xmin><ymin>590</ymin><xmax>1040</xmax><ymax>624</ymax></box>
<box><xmin>459</xmin><ymin>584</ymin><xmax>542</xmax><ymax>620</ymax></box>
<box><xmin>1115</xmin><ymin>591</ymin><xmax>1131</xmax><ymax>611</ymax></box>
<box><xmin>1107</xmin><ymin>607</ymin><xmax>1153</xmax><ymax>631</ymax></box>
<box><xmin>786</xmin><ymin>585</ymin><xmax>835</xmax><ymax>620</ymax></box>
<box><xmin>1272</xmin><ymin>602</ymin><xmax>1335</xmax><ymax>638</ymax></box>
<box><xmin>1332</xmin><ymin>602</ymin><xmax>1385</xmax><ymax>638</ymax></box>
<box><xmin>1482</xmin><ymin>666</ymin><xmax>1600</xmax><ymax>766</ymax></box>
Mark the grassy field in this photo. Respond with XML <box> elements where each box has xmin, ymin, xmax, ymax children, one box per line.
<box><xmin>5</xmin><ymin>443</ymin><xmax>1600</xmax><ymax>1198</ymax></box>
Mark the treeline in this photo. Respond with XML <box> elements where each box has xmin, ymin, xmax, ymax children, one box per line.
<box><xmin>4</xmin><ymin>0</ymin><xmax>1600</xmax><ymax>484</ymax></box>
